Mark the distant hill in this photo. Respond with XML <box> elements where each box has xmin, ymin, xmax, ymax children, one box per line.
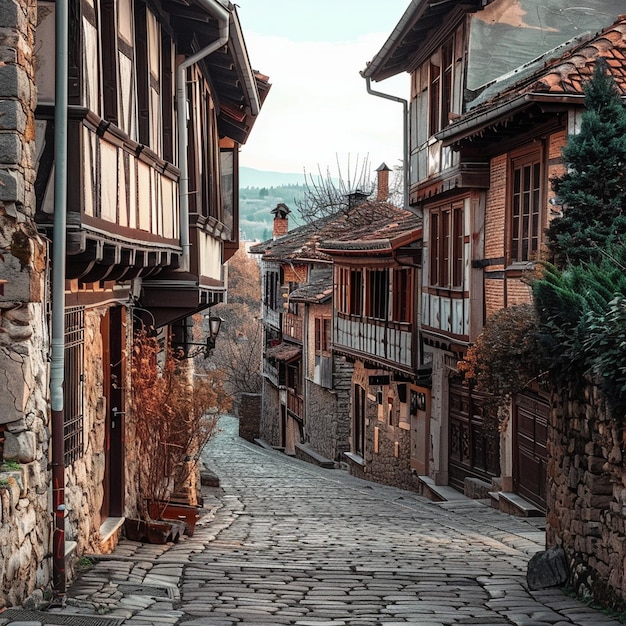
<box><xmin>240</xmin><ymin>166</ymin><xmax>305</xmax><ymax>188</ymax></box>
<box><xmin>238</xmin><ymin>166</ymin><xmax>342</xmax><ymax>242</ymax></box>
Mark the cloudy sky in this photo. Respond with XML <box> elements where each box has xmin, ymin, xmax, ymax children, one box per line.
<box><xmin>234</xmin><ymin>0</ymin><xmax>410</xmax><ymax>176</ymax></box>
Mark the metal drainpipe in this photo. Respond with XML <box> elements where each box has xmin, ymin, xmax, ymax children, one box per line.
<box><xmin>362</xmin><ymin>75</ymin><xmax>410</xmax><ymax>212</ymax></box>
<box><xmin>51</xmin><ymin>0</ymin><xmax>69</xmax><ymax>599</ymax></box>
<box><xmin>177</xmin><ymin>0</ymin><xmax>230</xmax><ymax>272</ymax></box>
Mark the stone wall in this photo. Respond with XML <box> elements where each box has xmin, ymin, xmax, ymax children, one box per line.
<box><xmin>259</xmin><ymin>379</ymin><xmax>281</xmax><ymax>447</ymax></box>
<box><xmin>348</xmin><ymin>361</ymin><xmax>420</xmax><ymax>491</ymax></box>
<box><xmin>0</xmin><ymin>0</ymin><xmax>52</xmax><ymax>607</ymax></box>
<box><xmin>305</xmin><ymin>379</ymin><xmax>348</xmax><ymax>462</ymax></box>
<box><xmin>547</xmin><ymin>385</ymin><xmax>626</xmax><ymax>611</ymax></box>
<box><xmin>238</xmin><ymin>393</ymin><xmax>261</xmax><ymax>442</ymax></box>
<box><xmin>64</xmin><ymin>307</ymin><xmax>109</xmax><ymax>555</ymax></box>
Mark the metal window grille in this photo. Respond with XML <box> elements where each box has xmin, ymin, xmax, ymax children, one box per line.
<box><xmin>64</xmin><ymin>306</ymin><xmax>85</xmax><ymax>465</ymax></box>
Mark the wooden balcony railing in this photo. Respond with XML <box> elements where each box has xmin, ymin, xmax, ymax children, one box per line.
<box><xmin>283</xmin><ymin>312</ymin><xmax>303</xmax><ymax>343</ymax></box>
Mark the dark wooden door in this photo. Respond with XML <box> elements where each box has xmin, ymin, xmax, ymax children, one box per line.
<box><xmin>449</xmin><ymin>382</ymin><xmax>500</xmax><ymax>492</ymax></box>
<box><xmin>100</xmin><ymin>307</ymin><xmax>125</xmax><ymax>520</ymax></box>
<box><xmin>513</xmin><ymin>391</ymin><xmax>548</xmax><ymax>510</ymax></box>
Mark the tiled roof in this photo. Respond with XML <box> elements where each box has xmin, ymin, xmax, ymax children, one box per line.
<box><xmin>266</xmin><ymin>342</ymin><xmax>301</xmax><ymax>362</ymax></box>
<box><xmin>468</xmin><ymin>16</ymin><xmax>626</xmax><ymax>112</ymax></box>
<box><xmin>249</xmin><ymin>202</ymin><xmax>422</xmax><ymax>263</ymax></box>
<box><xmin>440</xmin><ymin>16</ymin><xmax>626</xmax><ymax>144</ymax></box>
<box><xmin>289</xmin><ymin>276</ymin><xmax>333</xmax><ymax>304</ymax></box>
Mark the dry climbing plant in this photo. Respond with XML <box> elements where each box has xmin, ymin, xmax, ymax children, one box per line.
<box><xmin>130</xmin><ymin>328</ymin><xmax>231</xmax><ymax>518</ymax></box>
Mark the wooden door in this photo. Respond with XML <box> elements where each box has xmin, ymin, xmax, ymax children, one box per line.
<box><xmin>513</xmin><ymin>391</ymin><xmax>548</xmax><ymax>510</ymax></box>
<box><xmin>410</xmin><ymin>386</ymin><xmax>430</xmax><ymax>475</ymax></box>
<box><xmin>449</xmin><ymin>382</ymin><xmax>500</xmax><ymax>492</ymax></box>
<box><xmin>100</xmin><ymin>307</ymin><xmax>125</xmax><ymax>519</ymax></box>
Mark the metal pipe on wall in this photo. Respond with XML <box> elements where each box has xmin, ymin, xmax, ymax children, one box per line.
<box><xmin>51</xmin><ymin>0</ymin><xmax>69</xmax><ymax>599</ymax></box>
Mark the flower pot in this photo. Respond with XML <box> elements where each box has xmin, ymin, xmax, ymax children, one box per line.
<box><xmin>147</xmin><ymin>501</ymin><xmax>201</xmax><ymax>537</ymax></box>
<box><xmin>123</xmin><ymin>517</ymin><xmax>185</xmax><ymax>544</ymax></box>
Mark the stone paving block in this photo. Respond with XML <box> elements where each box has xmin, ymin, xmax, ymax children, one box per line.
<box><xmin>30</xmin><ymin>415</ymin><xmax>621</xmax><ymax>626</ymax></box>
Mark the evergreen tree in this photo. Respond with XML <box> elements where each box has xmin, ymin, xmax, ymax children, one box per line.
<box><xmin>546</xmin><ymin>57</ymin><xmax>626</xmax><ymax>268</ymax></box>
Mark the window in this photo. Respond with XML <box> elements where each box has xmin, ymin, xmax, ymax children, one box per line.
<box><xmin>314</xmin><ymin>317</ymin><xmax>331</xmax><ymax>354</ymax></box>
<box><xmin>64</xmin><ymin>306</ymin><xmax>85</xmax><ymax>465</ymax></box>
<box><xmin>264</xmin><ymin>270</ymin><xmax>280</xmax><ymax>310</ymax></box>
<box><xmin>160</xmin><ymin>33</ymin><xmax>174</xmax><ymax>163</ymax></box>
<box><xmin>100</xmin><ymin>0</ymin><xmax>118</xmax><ymax>124</ymax></box>
<box><xmin>511</xmin><ymin>151</ymin><xmax>542</xmax><ymax>262</ymax></box>
<box><xmin>134</xmin><ymin>2</ymin><xmax>149</xmax><ymax>145</ymax></box>
<box><xmin>393</xmin><ymin>268</ymin><xmax>412</xmax><ymax>322</ymax></box>
<box><xmin>429</xmin><ymin>40</ymin><xmax>454</xmax><ymax>135</ymax></box>
<box><xmin>350</xmin><ymin>269</ymin><xmax>363</xmax><ymax>315</ymax></box>
<box><xmin>430</xmin><ymin>202</ymin><xmax>464</xmax><ymax>288</ymax></box>
<box><xmin>366</xmin><ymin>269</ymin><xmax>389</xmax><ymax>320</ymax></box>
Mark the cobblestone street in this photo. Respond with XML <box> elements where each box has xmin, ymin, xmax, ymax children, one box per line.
<box><xmin>3</xmin><ymin>414</ymin><xmax>621</xmax><ymax>626</ymax></box>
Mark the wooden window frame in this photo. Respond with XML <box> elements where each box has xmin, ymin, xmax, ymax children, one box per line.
<box><xmin>100</xmin><ymin>0</ymin><xmax>119</xmax><ymax>124</ymax></box>
<box><xmin>366</xmin><ymin>268</ymin><xmax>389</xmax><ymax>320</ymax></box>
<box><xmin>429</xmin><ymin>201</ymin><xmax>464</xmax><ymax>289</ymax></box>
<box><xmin>393</xmin><ymin>267</ymin><xmax>412</xmax><ymax>323</ymax></box>
<box><xmin>314</xmin><ymin>317</ymin><xmax>331</xmax><ymax>355</ymax></box>
<box><xmin>349</xmin><ymin>268</ymin><xmax>363</xmax><ymax>316</ymax></box>
<box><xmin>509</xmin><ymin>148</ymin><xmax>543</xmax><ymax>263</ymax></box>
<box><xmin>134</xmin><ymin>1</ymin><xmax>149</xmax><ymax>145</ymax></box>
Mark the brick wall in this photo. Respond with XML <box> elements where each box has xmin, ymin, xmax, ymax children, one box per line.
<box><xmin>484</xmin><ymin>154</ymin><xmax>507</xmax><ymax>261</ymax></box>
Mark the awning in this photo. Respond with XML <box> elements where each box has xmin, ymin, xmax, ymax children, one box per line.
<box><xmin>266</xmin><ymin>342</ymin><xmax>301</xmax><ymax>363</ymax></box>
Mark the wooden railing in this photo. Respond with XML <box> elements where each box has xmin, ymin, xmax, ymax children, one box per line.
<box><xmin>283</xmin><ymin>312</ymin><xmax>303</xmax><ymax>343</ymax></box>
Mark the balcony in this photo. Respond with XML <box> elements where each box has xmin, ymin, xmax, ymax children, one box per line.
<box><xmin>334</xmin><ymin>313</ymin><xmax>414</xmax><ymax>374</ymax></box>
<box><xmin>283</xmin><ymin>312</ymin><xmax>303</xmax><ymax>343</ymax></box>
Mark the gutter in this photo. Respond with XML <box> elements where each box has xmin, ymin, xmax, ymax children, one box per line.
<box><xmin>362</xmin><ymin>76</ymin><xmax>410</xmax><ymax>213</ymax></box>
<box><xmin>51</xmin><ymin>0</ymin><xmax>69</xmax><ymax>599</ymax></box>
<box><xmin>177</xmin><ymin>0</ymin><xmax>230</xmax><ymax>272</ymax></box>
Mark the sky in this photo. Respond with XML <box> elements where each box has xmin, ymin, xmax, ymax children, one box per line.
<box><xmin>233</xmin><ymin>0</ymin><xmax>410</xmax><ymax>178</ymax></box>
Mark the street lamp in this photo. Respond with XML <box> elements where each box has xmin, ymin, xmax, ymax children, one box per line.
<box><xmin>205</xmin><ymin>314</ymin><xmax>223</xmax><ymax>351</ymax></box>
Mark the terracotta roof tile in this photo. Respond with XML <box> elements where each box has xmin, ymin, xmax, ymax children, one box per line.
<box><xmin>464</xmin><ymin>16</ymin><xmax>626</xmax><ymax>113</ymax></box>
<box><xmin>251</xmin><ymin>201</ymin><xmax>421</xmax><ymax>263</ymax></box>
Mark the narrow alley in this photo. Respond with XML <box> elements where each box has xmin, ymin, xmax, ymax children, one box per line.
<box><xmin>3</xmin><ymin>415</ymin><xmax>620</xmax><ymax>626</ymax></box>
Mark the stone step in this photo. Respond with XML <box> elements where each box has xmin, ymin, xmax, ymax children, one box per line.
<box><xmin>496</xmin><ymin>491</ymin><xmax>544</xmax><ymax>517</ymax></box>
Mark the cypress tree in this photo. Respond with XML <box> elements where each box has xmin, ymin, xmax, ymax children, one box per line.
<box><xmin>546</xmin><ymin>57</ymin><xmax>626</xmax><ymax>268</ymax></box>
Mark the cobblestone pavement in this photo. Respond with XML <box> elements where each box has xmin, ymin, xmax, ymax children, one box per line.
<box><xmin>3</xmin><ymin>415</ymin><xmax>622</xmax><ymax>626</ymax></box>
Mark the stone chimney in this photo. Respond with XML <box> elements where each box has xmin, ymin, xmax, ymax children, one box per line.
<box><xmin>376</xmin><ymin>163</ymin><xmax>391</xmax><ymax>201</ymax></box>
<box><xmin>271</xmin><ymin>203</ymin><xmax>291</xmax><ymax>239</ymax></box>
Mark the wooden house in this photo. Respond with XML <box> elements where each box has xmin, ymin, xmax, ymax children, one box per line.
<box><xmin>0</xmin><ymin>0</ymin><xmax>268</xmax><ymax>599</ymax></box>
<box><xmin>318</xmin><ymin>186</ymin><xmax>424</xmax><ymax>489</ymax></box>
<box><xmin>362</xmin><ymin>0</ymin><xmax>623</xmax><ymax>510</ymax></box>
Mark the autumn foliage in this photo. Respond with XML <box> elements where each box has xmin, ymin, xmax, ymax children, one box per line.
<box><xmin>130</xmin><ymin>328</ymin><xmax>230</xmax><ymax>517</ymax></box>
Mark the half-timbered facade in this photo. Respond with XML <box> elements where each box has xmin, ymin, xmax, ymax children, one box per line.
<box><xmin>363</xmin><ymin>0</ymin><xmax>623</xmax><ymax>508</ymax></box>
<box><xmin>0</xmin><ymin>0</ymin><xmax>267</xmax><ymax>604</ymax></box>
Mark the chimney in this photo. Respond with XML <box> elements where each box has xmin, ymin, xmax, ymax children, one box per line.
<box><xmin>376</xmin><ymin>162</ymin><xmax>391</xmax><ymax>202</ymax></box>
<box><xmin>271</xmin><ymin>203</ymin><xmax>291</xmax><ymax>239</ymax></box>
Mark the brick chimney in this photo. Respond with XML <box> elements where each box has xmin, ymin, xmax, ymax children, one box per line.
<box><xmin>271</xmin><ymin>203</ymin><xmax>291</xmax><ymax>239</ymax></box>
<box><xmin>376</xmin><ymin>162</ymin><xmax>391</xmax><ymax>201</ymax></box>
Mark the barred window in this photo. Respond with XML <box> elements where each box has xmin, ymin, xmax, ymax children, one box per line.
<box><xmin>64</xmin><ymin>306</ymin><xmax>85</xmax><ymax>465</ymax></box>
